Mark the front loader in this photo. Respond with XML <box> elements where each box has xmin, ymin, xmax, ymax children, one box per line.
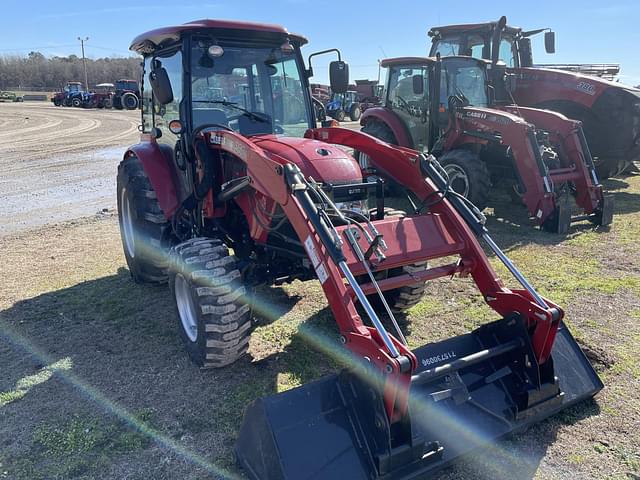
<box><xmin>360</xmin><ymin>54</ymin><xmax>613</xmax><ymax>234</ymax></box>
<box><xmin>118</xmin><ymin>19</ymin><xmax>602</xmax><ymax>479</ymax></box>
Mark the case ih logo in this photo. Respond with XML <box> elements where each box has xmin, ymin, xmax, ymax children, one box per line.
<box><xmin>421</xmin><ymin>350</ymin><xmax>456</xmax><ymax>367</ymax></box>
<box><xmin>576</xmin><ymin>81</ymin><xmax>596</xmax><ymax>96</ymax></box>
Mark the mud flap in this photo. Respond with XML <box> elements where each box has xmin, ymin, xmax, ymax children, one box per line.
<box><xmin>235</xmin><ymin>318</ymin><xmax>602</xmax><ymax>480</ymax></box>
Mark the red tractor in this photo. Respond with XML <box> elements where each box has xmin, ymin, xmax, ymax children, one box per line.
<box><xmin>360</xmin><ymin>55</ymin><xmax>613</xmax><ymax>234</ymax></box>
<box><xmin>428</xmin><ymin>16</ymin><xmax>640</xmax><ymax>178</ymax></box>
<box><xmin>112</xmin><ymin>79</ymin><xmax>140</xmax><ymax>110</ymax></box>
<box><xmin>118</xmin><ymin>19</ymin><xmax>601</xmax><ymax>479</ymax></box>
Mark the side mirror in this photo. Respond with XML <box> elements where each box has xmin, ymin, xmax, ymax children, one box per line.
<box><xmin>545</xmin><ymin>31</ymin><xmax>556</xmax><ymax>54</ymax></box>
<box><xmin>329</xmin><ymin>61</ymin><xmax>349</xmax><ymax>94</ymax></box>
<box><xmin>149</xmin><ymin>67</ymin><xmax>173</xmax><ymax>105</ymax></box>
<box><xmin>412</xmin><ymin>74</ymin><xmax>424</xmax><ymax>95</ymax></box>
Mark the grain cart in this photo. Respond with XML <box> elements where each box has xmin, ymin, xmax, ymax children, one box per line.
<box><xmin>360</xmin><ymin>55</ymin><xmax>612</xmax><ymax>233</ymax></box>
<box><xmin>429</xmin><ymin>16</ymin><xmax>640</xmax><ymax>178</ymax></box>
<box><xmin>119</xmin><ymin>19</ymin><xmax>602</xmax><ymax>479</ymax></box>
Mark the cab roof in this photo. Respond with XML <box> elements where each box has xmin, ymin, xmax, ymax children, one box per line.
<box><xmin>381</xmin><ymin>57</ymin><xmax>436</xmax><ymax>68</ymax></box>
<box><xmin>428</xmin><ymin>21</ymin><xmax>522</xmax><ymax>38</ymax></box>
<box><xmin>130</xmin><ymin>19</ymin><xmax>308</xmax><ymax>55</ymax></box>
<box><xmin>381</xmin><ymin>56</ymin><xmax>490</xmax><ymax>68</ymax></box>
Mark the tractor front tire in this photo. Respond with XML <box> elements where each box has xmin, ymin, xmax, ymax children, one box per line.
<box><xmin>71</xmin><ymin>98</ymin><xmax>82</xmax><ymax>108</ymax></box>
<box><xmin>103</xmin><ymin>97</ymin><xmax>113</xmax><ymax>109</ymax></box>
<box><xmin>437</xmin><ymin>149</ymin><xmax>491</xmax><ymax>211</ymax></box>
<box><xmin>117</xmin><ymin>154</ymin><xmax>172</xmax><ymax>283</ymax></box>
<box><xmin>334</xmin><ymin>109</ymin><xmax>346</xmax><ymax>122</ymax></box>
<box><xmin>169</xmin><ymin>238</ymin><xmax>251</xmax><ymax>368</ymax></box>
<box><xmin>53</xmin><ymin>98</ymin><xmax>62</xmax><ymax>107</ymax></box>
<box><xmin>369</xmin><ymin>208</ymin><xmax>428</xmax><ymax>312</ymax></box>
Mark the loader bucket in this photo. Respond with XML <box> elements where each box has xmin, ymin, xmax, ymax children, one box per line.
<box><xmin>235</xmin><ymin>317</ymin><xmax>602</xmax><ymax>480</ymax></box>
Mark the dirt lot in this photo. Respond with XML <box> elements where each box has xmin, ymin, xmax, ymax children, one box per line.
<box><xmin>0</xmin><ymin>102</ymin><xmax>139</xmax><ymax>235</ymax></box>
<box><xmin>0</xmin><ymin>104</ymin><xmax>638</xmax><ymax>480</ymax></box>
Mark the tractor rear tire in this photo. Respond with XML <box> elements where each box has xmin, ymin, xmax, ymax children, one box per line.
<box><xmin>350</xmin><ymin>105</ymin><xmax>361</xmax><ymax>122</ymax></box>
<box><xmin>437</xmin><ymin>149</ymin><xmax>491</xmax><ymax>211</ymax></box>
<box><xmin>169</xmin><ymin>238</ymin><xmax>251</xmax><ymax>368</ymax></box>
<box><xmin>368</xmin><ymin>208</ymin><xmax>428</xmax><ymax>312</ymax></box>
<box><xmin>122</xmin><ymin>92</ymin><xmax>138</xmax><ymax>110</ymax></box>
<box><xmin>103</xmin><ymin>97</ymin><xmax>113</xmax><ymax>109</ymax></box>
<box><xmin>53</xmin><ymin>98</ymin><xmax>61</xmax><ymax>106</ymax></box>
<box><xmin>117</xmin><ymin>154</ymin><xmax>172</xmax><ymax>283</ymax></box>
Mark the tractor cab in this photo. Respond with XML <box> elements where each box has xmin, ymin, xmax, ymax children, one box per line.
<box><xmin>133</xmin><ymin>21</ymin><xmax>322</xmax><ymax>143</ymax></box>
<box><xmin>65</xmin><ymin>82</ymin><xmax>84</xmax><ymax>93</ymax></box>
<box><xmin>428</xmin><ymin>18</ymin><xmax>556</xmax><ymax>68</ymax></box>
<box><xmin>380</xmin><ymin>56</ymin><xmax>491</xmax><ymax>152</ymax></box>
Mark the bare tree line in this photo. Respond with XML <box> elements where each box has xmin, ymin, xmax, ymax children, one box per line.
<box><xmin>0</xmin><ymin>52</ymin><xmax>141</xmax><ymax>91</ymax></box>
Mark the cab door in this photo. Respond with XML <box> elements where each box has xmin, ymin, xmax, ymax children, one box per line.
<box><xmin>387</xmin><ymin>66</ymin><xmax>430</xmax><ymax>151</ymax></box>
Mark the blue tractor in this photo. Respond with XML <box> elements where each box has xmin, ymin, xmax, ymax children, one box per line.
<box><xmin>325</xmin><ymin>90</ymin><xmax>361</xmax><ymax>121</ymax></box>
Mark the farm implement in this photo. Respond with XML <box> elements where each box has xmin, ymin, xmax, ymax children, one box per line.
<box><xmin>119</xmin><ymin>19</ymin><xmax>602</xmax><ymax>479</ymax></box>
<box><xmin>361</xmin><ymin>52</ymin><xmax>613</xmax><ymax>234</ymax></box>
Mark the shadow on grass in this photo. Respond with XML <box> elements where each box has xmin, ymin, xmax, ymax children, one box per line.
<box><xmin>0</xmin><ymin>267</ymin><xmax>603</xmax><ymax>480</ymax></box>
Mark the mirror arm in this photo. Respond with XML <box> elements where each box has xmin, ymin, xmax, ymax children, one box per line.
<box><xmin>307</xmin><ymin>48</ymin><xmax>342</xmax><ymax>78</ymax></box>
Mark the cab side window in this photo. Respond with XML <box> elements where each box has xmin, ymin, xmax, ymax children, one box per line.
<box><xmin>141</xmin><ymin>57</ymin><xmax>153</xmax><ymax>133</ymax></box>
<box><xmin>152</xmin><ymin>50</ymin><xmax>183</xmax><ymax>147</ymax></box>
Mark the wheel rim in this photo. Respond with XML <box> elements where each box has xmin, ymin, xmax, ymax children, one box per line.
<box><xmin>120</xmin><ymin>187</ymin><xmax>136</xmax><ymax>259</ymax></box>
<box><xmin>175</xmin><ymin>273</ymin><xmax>198</xmax><ymax>342</ymax></box>
<box><xmin>444</xmin><ymin>164</ymin><xmax>470</xmax><ymax>198</ymax></box>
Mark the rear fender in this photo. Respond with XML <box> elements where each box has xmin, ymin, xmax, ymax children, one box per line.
<box><xmin>360</xmin><ymin>107</ymin><xmax>413</xmax><ymax>147</ymax></box>
<box><xmin>125</xmin><ymin>137</ymin><xmax>179</xmax><ymax>218</ymax></box>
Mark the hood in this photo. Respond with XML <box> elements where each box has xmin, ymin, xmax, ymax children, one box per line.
<box><xmin>253</xmin><ymin>136</ymin><xmax>362</xmax><ymax>185</ymax></box>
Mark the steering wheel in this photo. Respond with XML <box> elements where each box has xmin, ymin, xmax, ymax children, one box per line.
<box><xmin>395</xmin><ymin>95</ymin><xmax>410</xmax><ymax>110</ymax></box>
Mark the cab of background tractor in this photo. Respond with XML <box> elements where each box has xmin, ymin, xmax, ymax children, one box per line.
<box><xmin>428</xmin><ymin>18</ymin><xmax>556</xmax><ymax>68</ymax></box>
<box><xmin>380</xmin><ymin>56</ymin><xmax>492</xmax><ymax>152</ymax></box>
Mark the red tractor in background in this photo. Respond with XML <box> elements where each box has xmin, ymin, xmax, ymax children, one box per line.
<box><xmin>360</xmin><ymin>54</ymin><xmax>612</xmax><ymax>233</ymax></box>
<box><xmin>118</xmin><ymin>18</ymin><xmax>602</xmax><ymax>480</ymax></box>
<box><xmin>89</xmin><ymin>83</ymin><xmax>115</xmax><ymax>108</ymax></box>
<box><xmin>428</xmin><ymin>16</ymin><xmax>640</xmax><ymax>178</ymax></box>
<box><xmin>112</xmin><ymin>78</ymin><xmax>140</xmax><ymax>110</ymax></box>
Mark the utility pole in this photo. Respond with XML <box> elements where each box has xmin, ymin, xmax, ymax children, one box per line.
<box><xmin>77</xmin><ymin>36</ymin><xmax>89</xmax><ymax>91</ymax></box>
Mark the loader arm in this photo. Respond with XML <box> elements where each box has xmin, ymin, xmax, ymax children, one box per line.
<box><xmin>444</xmin><ymin>107</ymin><xmax>560</xmax><ymax>224</ymax></box>
<box><xmin>306</xmin><ymin>127</ymin><xmax>562</xmax><ymax>365</ymax></box>
<box><xmin>206</xmin><ymin>129</ymin><xmax>417</xmax><ymax>421</ymax></box>
<box><xmin>499</xmin><ymin>105</ymin><xmax>605</xmax><ymax>213</ymax></box>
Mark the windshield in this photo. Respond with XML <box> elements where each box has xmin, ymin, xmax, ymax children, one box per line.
<box><xmin>431</xmin><ymin>34</ymin><xmax>486</xmax><ymax>58</ymax></box>
<box><xmin>190</xmin><ymin>41</ymin><xmax>311</xmax><ymax>137</ymax></box>
<box><xmin>431</xmin><ymin>33</ymin><xmax>517</xmax><ymax>66</ymax></box>
<box><xmin>441</xmin><ymin>58</ymin><xmax>488</xmax><ymax>107</ymax></box>
<box><xmin>115</xmin><ymin>81</ymin><xmax>137</xmax><ymax>90</ymax></box>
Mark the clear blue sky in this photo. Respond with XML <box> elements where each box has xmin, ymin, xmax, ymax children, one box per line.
<box><xmin>1</xmin><ymin>0</ymin><xmax>638</xmax><ymax>86</ymax></box>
